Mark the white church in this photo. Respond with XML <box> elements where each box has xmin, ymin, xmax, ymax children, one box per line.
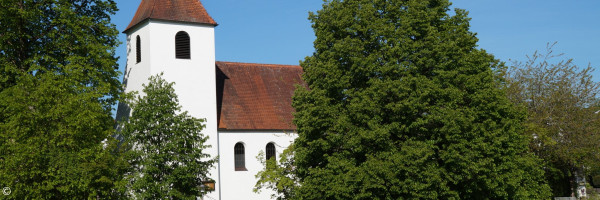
<box><xmin>117</xmin><ymin>0</ymin><xmax>302</xmax><ymax>199</ymax></box>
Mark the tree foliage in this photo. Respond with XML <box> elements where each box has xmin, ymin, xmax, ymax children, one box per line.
<box><xmin>121</xmin><ymin>74</ymin><xmax>216</xmax><ymax>199</ymax></box>
<box><xmin>0</xmin><ymin>0</ymin><xmax>125</xmax><ymax>199</ymax></box>
<box><xmin>504</xmin><ymin>43</ymin><xmax>600</xmax><ymax>196</ymax></box>
<box><xmin>255</xmin><ymin>144</ymin><xmax>299</xmax><ymax>200</ymax></box>
<box><xmin>0</xmin><ymin>0</ymin><xmax>121</xmax><ymax>95</ymax></box>
<box><xmin>269</xmin><ymin>0</ymin><xmax>553</xmax><ymax>199</ymax></box>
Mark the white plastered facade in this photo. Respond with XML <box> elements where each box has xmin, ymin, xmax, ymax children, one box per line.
<box><xmin>219</xmin><ymin>131</ymin><xmax>296</xmax><ymax>200</ymax></box>
<box><xmin>120</xmin><ymin>19</ymin><xmax>296</xmax><ymax>200</ymax></box>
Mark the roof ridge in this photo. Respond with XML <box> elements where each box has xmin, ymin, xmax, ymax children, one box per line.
<box><xmin>217</xmin><ymin>61</ymin><xmax>301</xmax><ymax>68</ymax></box>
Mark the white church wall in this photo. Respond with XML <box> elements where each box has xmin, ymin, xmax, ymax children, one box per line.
<box><xmin>123</xmin><ymin>21</ymin><xmax>151</xmax><ymax>100</ymax></box>
<box><xmin>146</xmin><ymin>20</ymin><xmax>221</xmax><ymax>200</ymax></box>
<box><xmin>146</xmin><ymin>20</ymin><xmax>218</xmax><ymax>125</ymax></box>
<box><xmin>121</xmin><ymin>14</ymin><xmax>301</xmax><ymax>200</ymax></box>
<box><xmin>123</xmin><ymin>20</ymin><xmax>222</xmax><ymax>200</ymax></box>
<box><xmin>219</xmin><ymin>131</ymin><xmax>297</xmax><ymax>200</ymax></box>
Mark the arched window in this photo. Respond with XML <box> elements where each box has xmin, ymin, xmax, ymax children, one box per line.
<box><xmin>136</xmin><ymin>35</ymin><xmax>141</xmax><ymax>63</ymax></box>
<box><xmin>266</xmin><ymin>143</ymin><xmax>276</xmax><ymax>161</ymax></box>
<box><xmin>234</xmin><ymin>143</ymin><xmax>246</xmax><ymax>171</ymax></box>
<box><xmin>175</xmin><ymin>31</ymin><xmax>190</xmax><ymax>59</ymax></box>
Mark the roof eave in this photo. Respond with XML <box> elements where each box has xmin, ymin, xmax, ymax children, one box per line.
<box><xmin>123</xmin><ymin>18</ymin><xmax>218</xmax><ymax>34</ymax></box>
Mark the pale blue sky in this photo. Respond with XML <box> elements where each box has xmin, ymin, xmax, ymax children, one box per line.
<box><xmin>112</xmin><ymin>0</ymin><xmax>600</xmax><ymax>81</ymax></box>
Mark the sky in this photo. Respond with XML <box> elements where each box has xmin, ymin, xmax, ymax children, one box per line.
<box><xmin>112</xmin><ymin>0</ymin><xmax>600</xmax><ymax>82</ymax></box>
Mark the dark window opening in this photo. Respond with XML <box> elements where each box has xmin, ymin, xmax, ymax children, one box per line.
<box><xmin>266</xmin><ymin>143</ymin><xmax>276</xmax><ymax>161</ymax></box>
<box><xmin>136</xmin><ymin>35</ymin><xmax>141</xmax><ymax>63</ymax></box>
<box><xmin>175</xmin><ymin>31</ymin><xmax>190</xmax><ymax>59</ymax></box>
<box><xmin>234</xmin><ymin>143</ymin><xmax>246</xmax><ymax>171</ymax></box>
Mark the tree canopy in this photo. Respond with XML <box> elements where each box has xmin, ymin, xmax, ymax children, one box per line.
<box><xmin>504</xmin><ymin>43</ymin><xmax>600</xmax><ymax>196</ymax></box>
<box><xmin>0</xmin><ymin>0</ymin><xmax>124</xmax><ymax>198</ymax></box>
<box><xmin>283</xmin><ymin>0</ymin><xmax>552</xmax><ymax>199</ymax></box>
<box><xmin>121</xmin><ymin>74</ymin><xmax>216</xmax><ymax>199</ymax></box>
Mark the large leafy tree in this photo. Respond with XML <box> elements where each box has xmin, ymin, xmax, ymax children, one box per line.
<box><xmin>289</xmin><ymin>0</ymin><xmax>551</xmax><ymax>199</ymax></box>
<box><xmin>121</xmin><ymin>74</ymin><xmax>216</xmax><ymax>199</ymax></box>
<box><xmin>505</xmin><ymin>43</ymin><xmax>600</xmax><ymax>196</ymax></box>
<box><xmin>0</xmin><ymin>0</ymin><xmax>125</xmax><ymax>199</ymax></box>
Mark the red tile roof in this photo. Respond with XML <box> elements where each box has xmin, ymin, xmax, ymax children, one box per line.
<box><xmin>216</xmin><ymin>61</ymin><xmax>304</xmax><ymax>130</ymax></box>
<box><xmin>125</xmin><ymin>0</ymin><xmax>217</xmax><ymax>33</ymax></box>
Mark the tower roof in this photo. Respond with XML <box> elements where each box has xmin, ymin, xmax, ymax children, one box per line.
<box><xmin>124</xmin><ymin>0</ymin><xmax>217</xmax><ymax>33</ymax></box>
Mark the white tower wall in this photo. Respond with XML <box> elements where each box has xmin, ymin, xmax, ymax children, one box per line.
<box><xmin>123</xmin><ymin>21</ymin><xmax>151</xmax><ymax>99</ymax></box>
<box><xmin>122</xmin><ymin>19</ymin><xmax>221</xmax><ymax>200</ymax></box>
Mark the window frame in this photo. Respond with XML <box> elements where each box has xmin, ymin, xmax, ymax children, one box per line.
<box><xmin>266</xmin><ymin>142</ymin><xmax>276</xmax><ymax>161</ymax></box>
<box><xmin>175</xmin><ymin>31</ymin><xmax>191</xmax><ymax>59</ymax></box>
<box><xmin>234</xmin><ymin>142</ymin><xmax>246</xmax><ymax>171</ymax></box>
<box><xmin>136</xmin><ymin>35</ymin><xmax>141</xmax><ymax>63</ymax></box>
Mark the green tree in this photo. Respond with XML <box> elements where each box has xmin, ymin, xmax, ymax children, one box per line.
<box><xmin>269</xmin><ymin>0</ymin><xmax>552</xmax><ymax>199</ymax></box>
<box><xmin>0</xmin><ymin>0</ymin><xmax>126</xmax><ymax>199</ymax></box>
<box><xmin>121</xmin><ymin>74</ymin><xmax>216</xmax><ymax>199</ymax></box>
<box><xmin>255</xmin><ymin>144</ymin><xmax>299</xmax><ymax>200</ymax></box>
<box><xmin>504</xmin><ymin>43</ymin><xmax>600</xmax><ymax>196</ymax></box>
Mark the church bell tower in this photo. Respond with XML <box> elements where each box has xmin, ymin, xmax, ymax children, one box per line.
<box><xmin>119</xmin><ymin>0</ymin><xmax>220</xmax><ymax>199</ymax></box>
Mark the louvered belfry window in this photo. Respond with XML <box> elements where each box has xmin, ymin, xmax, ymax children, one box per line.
<box><xmin>175</xmin><ymin>31</ymin><xmax>191</xmax><ymax>59</ymax></box>
<box><xmin>136</xmin><ymin>35</ymin><xmax>141</xmax><ymax>63</ymax></box>
<box><xmin>266</xmin><ymin>143</ymin><xmax>276</xmax><ymax>161</ymax></box>
<box><xmin>234</xmin><ymin>143</ymin><xmax>246</xmax><ymax>171</ymax></box>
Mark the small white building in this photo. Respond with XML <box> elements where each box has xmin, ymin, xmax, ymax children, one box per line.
<box><xmin>117</xmin><ymin>0</ymin><xmax>302</xmax><ymax>199</ymax></box>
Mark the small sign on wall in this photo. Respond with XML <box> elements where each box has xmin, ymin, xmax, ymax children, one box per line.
<box><xmin>203</xmin><ymin>180</ymin><xmax>216</xmax><ymax>191</ymax></box>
